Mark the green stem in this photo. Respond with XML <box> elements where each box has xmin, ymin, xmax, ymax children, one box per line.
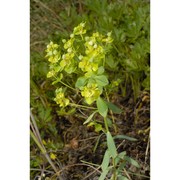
<box><xmin>104</xmin><ymin>117</ymin><xmax>109</xmax><ymax>132</ymax></box>
<box><xmin>30</xmin><ymin>130</ymin><xmax>46</xmax><ymax>154</ymax></box>
<box><xmin>59</xmin><ymin>80</ymin><xmax>77</xmax><ymax>91</ymax></box>
<box><xmin>70</xmin><ymin>103</ymin><xmax>97</xmax><ymax>110</ymax></box>
<box><xmin>112</xmin><ymin>158</ymin><xmax>117</xmax><ymax>180</ymax></box>
<box><xmin>105</xmin><ymin>89</ymin><xmax>117</xmax><ymax>133</ymax></box>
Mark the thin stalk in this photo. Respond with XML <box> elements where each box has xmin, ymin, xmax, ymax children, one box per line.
<box><xmin>123</xmin><ymin>168</ymin><xmax>132</xmax><ymax>180</ymax></box>
<box><xmin>105</xmin><ymin>89</ymin><xmax>117</xmax><ymax>133</ymax></box>
<box><xmin>104</xmin><ymin>117</ymin><xmax>109</xmax><ymax>132</ymax></box>
<box><xmin>30</xmin><ymin>111</ymin><xmax>44</xmax><ymax>145</ymax></box>
<box><xmin>112</xmin><ymin>158</ymin><xmax>118</xmax><ymax>180</ymax></box>
<box><xmin>122</xmin><ymin>171</ymin><xmax>150</xmax><ymax>179</ymax></box>
<box><xmin>70</xmin><ymin>103</ymin><xmax>97</xmax><ymax>110</ymax></box>
<box><xmin>30</xmin><ymin>130</ymin><xmax>58</xmax><ymax>174</ymax></box>
<box><xmin>59</xmin><ymin>80</ymin><xmax>77</xmax><ymax>91</ymax></box>
<box><xmin>30</xmin><ymin>130</ymin><xmax>46</xmax><ymax>154</ymax></box>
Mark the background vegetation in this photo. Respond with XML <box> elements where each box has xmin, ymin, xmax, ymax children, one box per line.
<box><xmin>30</xmin><ymin>0</ymin><xmax>150</xmax><ymax>179</ymax></box>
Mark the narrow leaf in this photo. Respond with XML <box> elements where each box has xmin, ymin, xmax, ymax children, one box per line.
<box><xmin>107</xmin><ymin>131</ymin><xmax>117</xmax><ymax>158</ymax></box>
<box><xmin>118</xmin><ymin>151</ymin><xmax>127</xmax><ymax>159</ymax></box>
<box><xmin>123</xmin><ymin>156</ymin><xmax>140</xmax><ymax>168</ymax></box>
<box><xmin>96</xmin><ymin>97</ymin><xmax>108</xmax><ymax>117</ymax></box>
<box><xmin>115</xmin><ymin>151</ymin><xmax>126</xmax><ymax>166</ymax></box>
<box><xmin>101</xmin><ymin>150</ymin><xmax>110</xmax><ymax>171</ymax></box>
<box><xmin>98</xmin><ymin>168</ymin><xmax>109</xmax><ymax>180</ymax></box>
<box><xmin>114</xmin><ymin>135</ymin><xmax>137</xmax><ymax>142</ymax></box>
<box><xmin>83</xmin><ymin>110</ymin><xmax>98</xmax><ymax>124</ymax></box>
<box><xmin>106</xmin><ymin>102</ymin><xmax>122</xmax><ymax>114</ymax></box>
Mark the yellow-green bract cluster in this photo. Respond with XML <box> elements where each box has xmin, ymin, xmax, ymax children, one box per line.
<box><xmin>45</xmin><ymin>22</ymin><xmax>113</xmax><ymax>106</ymax></box>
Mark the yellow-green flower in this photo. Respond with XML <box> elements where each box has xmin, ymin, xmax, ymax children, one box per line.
<box><xmin>79</xmin><ymin>56</ymin><xmax>98</xmax><ymax>73</ymax></box>
<box><xmin>47</xmin><ymin>70</ymin><xmax>56</xmax><ymax>78</ymax></box>
<box><xmin>45</xmin><ymin>41</ymin><xmax>61</xmax><ymax>63</ymax></box>
<box><xmin>60</xmin><ymin>52</ymin><xmax>76</xmax><ymax>73</ymax></box>
<box><xmin>81</xmin><ymin>83</ymin><xmax>101</xmax><ymax>104</ymax></box>
<box><xmin>54</xmin><ymin>88</ymin><xmax>70</xmax><ymax>107</ymax></box>
<box><xmin>73</xmin><ymin>22</ymin><xmax>86</xmax><ymax>35</ymax></box>
<box><xmin>64</xmin><ymin>38</ymin><xmax>74</xmax><ymax>49</ymax></box>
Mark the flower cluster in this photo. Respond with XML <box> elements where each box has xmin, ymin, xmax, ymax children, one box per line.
<box><xmin>78</xmin><ymin>32</ymin><xmax>113</xmax><ymax>75</ymax></box>
<box><xmin>73</xmin><ymin>22</ymin><xmax>86</xmax><ymax>36</ymax></box>
<box><xmin>45</xmin><ymin>41</ymin><xmax>61</xmax><ymax>63</ymax></box>
<box><xmin>81</xmin><ymin>83</ymin><xmax>102</xmax><ymax>105</ymax></box>
<box><xmin>45</xmin><ymin>22</ymin><xmax>113</xmax><ymax>106</ymax></box>
<box><xmin>54</xmin><ymin>88</ymin><xmax>69</xmax><ymax>107</ymax></box>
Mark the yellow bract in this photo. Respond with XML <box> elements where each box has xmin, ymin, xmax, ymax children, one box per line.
<box><xmin>47</xmin><ymin>70</ymin><xmax>56</xmax><ymax>78</ymax></box>
<box><xmin>54</xmin><ymin>88</ymin><xmax>70</xmax><ymax>107</ymax></box>
<box><xmin>73</xmin><ymin>22</ymin><xmax>86</xmax><ymax>35</ymax></box>
<box><xmin>79</xmin><ymin>56</ymin><xmax>98</xmax><ymax>73</ymax></box>
<box><xmin>45</xmin><ymin>41</ymin><xmax>61</xmax><ymax>63</ymax></box>
<box><xmin>81</xmin><ymin>83</ymin><xmax>101</xmax><ymax>104</ymax></box>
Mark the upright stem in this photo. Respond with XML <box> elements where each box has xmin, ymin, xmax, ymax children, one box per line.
<box><xmin>70</xmin><ymin>103</ymin><xmax>97</xmax><ymax>110</ymax></box>
<box><xmin>105</xmin><ymin>89</ymin><xmax>117</xmax><ymax>133</ymax></box>
<box><xmin>104</xmin><ymin>116</ymin><xmax>109</xmax><ymax>132</ymax></box>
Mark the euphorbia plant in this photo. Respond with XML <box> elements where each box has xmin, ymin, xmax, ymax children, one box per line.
<box><xmin>45</xmin><ymin>22</ymin><xmax>139</xmax><ymax>179</ymax></box>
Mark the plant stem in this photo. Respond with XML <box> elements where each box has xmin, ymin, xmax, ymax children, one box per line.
<box><xmin>70</xmin><ymin>103</ymin><xmax>97</xmax><ymax>110</ymax></box>
<box><xmin>105</xmin><ymin>89</ymin><xmax>117</xmax><ymax>133</ymax></box>
<box><xmin>60</xmin><ymin>80</ymin><xmax>77</xmax><ymax>91</ymax></box>
<box><xmin>104</xmin><ymin>117</ymin><xmax>109</xmax><ymax>132</ymax></box>
<box><xmin>112</xmin><ymin>159</ymin><xmax>117</xmax><ymax>180</ymax></box>
<box><xmin>30</xmin><ymin>130</ymin><xmax>46</xmax><ymax>154</ymax></box>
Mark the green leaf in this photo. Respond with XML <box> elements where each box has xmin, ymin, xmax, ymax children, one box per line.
<box><xmin>106</xmin><ymin>55</ymin><xmax>118</xmax><ymax>68</ymax></box>
<box><xmin>97</xmin><ymin>66</ymin><xmax>105</xmax><ymax>74</ymax></box>
<box><xmin>123</xmin><ymin>156</ymin><xmax>140</xmax><ymax>168</ymax></box>
<box><xmin>94</xmin><ymin>75</ymin><xmax>109</xmax><ymax>87</ymax></box>
<box><xmin>117</xmin><ymin>161</ymin><xmax>127</xmax><ymax>172</ymax></box>
<box><xmin>106</xmin><ymin>117</ymin><xmax>113</xmax><ymax>127</ymax></box>
<box><xmin>107</xmin><ymin>131</ymin><xmax>117</xmax><ymax>158</ymax></box>
<box><xmin>83</xmin><ymin>110</ymin><xmax>98</xmax><ymax>124</ymax></box>
<box><xmin>101</xmin><ymin>150</ymin><xmax>110</xmax><ymax>172</ymax></box>
<box><xmin>96</xmin><ymin>97</ymin><xmax>108</xmax><ymax>117</ymax></box>
<box><xmin>98</xmin><ymin>169</ymin><xmax>109</xmax><ymax>180</ymax></box>
<box><xmin>114</xmin><ymin>135</ymin><xmax>137</xmax><ymax>142</ymax></box>
<box><xmin>106</xmin><ymin>102</ymin><xmax>122</xmax><ymax>114</ymax></box>
<box><xmin>115</xmin><ymin>151</ymin><xmax>127</xmax><ymax>166</ymax></box>
<box><xmin>75</xmin><ymin>76</ymin><xmax>88</xmax><ymax>89</ymax></box>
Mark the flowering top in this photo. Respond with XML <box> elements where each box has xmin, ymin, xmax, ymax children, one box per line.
<box><xmin>45</xmin><ymin>22</ymin><xmax>114</xmax><ymax>106</ymax></box>
<box><xmin>45</xmin><ymin>41</ymin><xmax>61</xmax><ymax>63</ymax></box>
<box><xmin>54</xmin><ymin>88</ymin><xmax>69</xmax><ymax>107</ymax></box>
<box><xmin>73</xmin><ymin>22</ymin><xmax>86</xmax><ymax>35</ymax></box>
<box><xmin>81</xmin><ymin>83</ymin><xmax>102</xmax><ymax>105</ymax></box>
